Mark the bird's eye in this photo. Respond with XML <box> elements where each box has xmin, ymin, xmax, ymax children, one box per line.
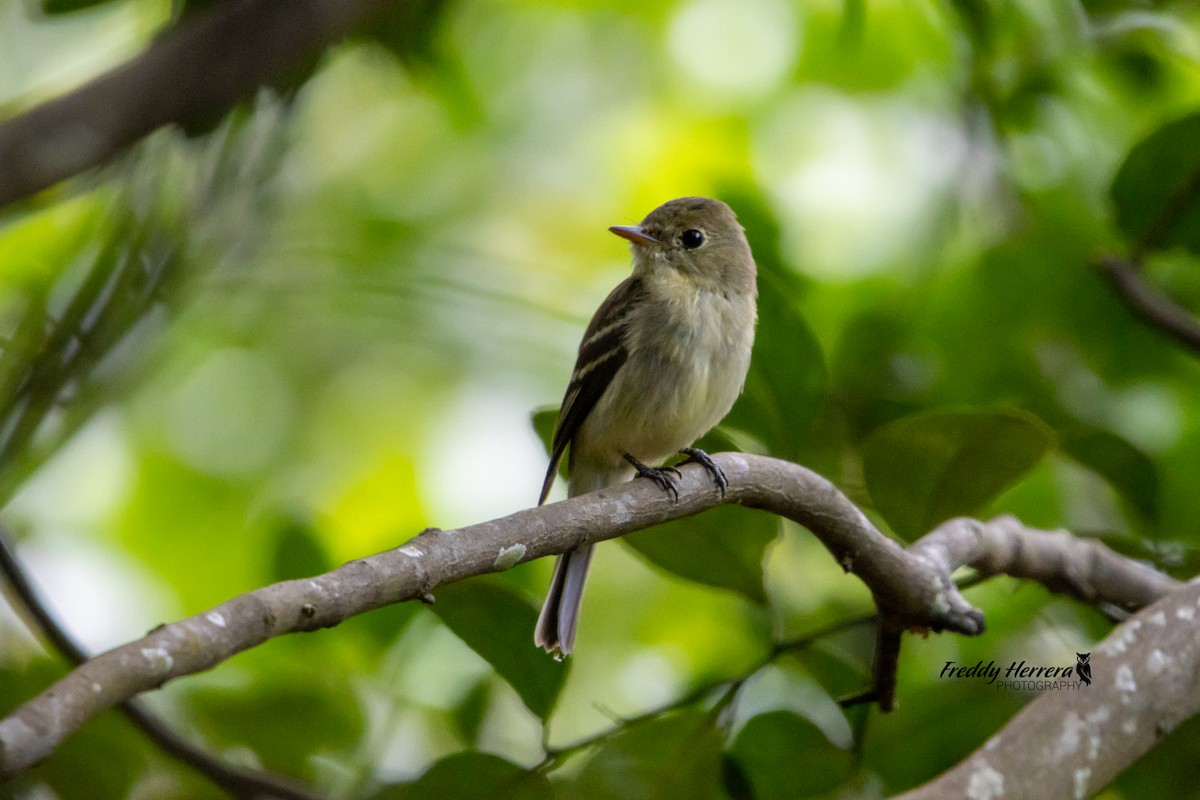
<box><xmin>680</xmin><ymin>229</ymin><xmax>705</xmax><ymax>249</ymax></box>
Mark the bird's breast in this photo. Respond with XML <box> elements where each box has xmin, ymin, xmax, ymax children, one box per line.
<box><xmin>575</xmin><ymin>285</ymin><xmax>755</xmax><ymax>467</ymax></box>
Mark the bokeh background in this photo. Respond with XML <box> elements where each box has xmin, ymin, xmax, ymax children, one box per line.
<box><xmin>2</xmin><ymin>0</ymin><xmax>1200</xmax><ymax>797</ymax></box>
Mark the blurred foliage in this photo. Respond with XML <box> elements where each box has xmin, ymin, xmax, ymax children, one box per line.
<box><xmin>430</xmin><ymin>580</ymin><xmax>568</xmax><ymax>721</ymax></box>
<box><xmin>1111</xmin><ymin>110</ymin><xmax>1200</xmax><ymax>256</ymax></box>
<box><xmin>3</xmin><ymin>0</ymin><xmax>1200</xmax><ymax>798</ymax></box>
<box><xmin>861</xmin><ymin>407</ymin><xmax>1055</xmax><ymax>540</ymax></box>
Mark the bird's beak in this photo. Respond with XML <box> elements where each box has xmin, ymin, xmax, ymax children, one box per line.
<box><xmin>609</xmin><ymin>225</ymin><xmax>658</xmax><ymax>245</ymax></box>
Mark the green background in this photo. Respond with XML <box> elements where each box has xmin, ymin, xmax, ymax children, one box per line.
<box><xmin>2</xmin><ymin>0</ymin><xmax>1200</xmax><ymax>797</ymax></box>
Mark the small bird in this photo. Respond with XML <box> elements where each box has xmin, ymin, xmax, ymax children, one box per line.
<box><xmin>534</xmin><ymin>197</ymin><xmax>758</xmax><ymax>657</ymax></box>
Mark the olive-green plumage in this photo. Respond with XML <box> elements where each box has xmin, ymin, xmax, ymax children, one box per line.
<box><xmin>535</xmin><ymin>197</ymin><xmax>758</xmax><ymax>656</ymax></box>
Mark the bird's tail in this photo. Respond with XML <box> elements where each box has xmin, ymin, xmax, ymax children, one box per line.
<box><xmin>534</xmin><ymin>544</ymin><xmax>594</xmax><ymax>657</ymax></box>
<box><xmin>534</xmin><ymin>462</ymin><xmax>631</xmax><ymax>656</ymax></box>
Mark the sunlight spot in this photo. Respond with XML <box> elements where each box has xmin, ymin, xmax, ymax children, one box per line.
<box><xmin>668</xmin><ymin>0</ymin><xmax>800</xmax><ymax>101</ymax></box>
<box><xmin>9</xmin><ymin>412</ymin><xmax>132</xmax><ymax>525</ymax></box>
<box><xmin>1111</xmin><ymin>383</ymin><xmax>1181</xmax><ymax>453</ymax></box>
<box><xmin>754</xmin><ymin>89</ymin><xmax>968</xmax><ymax>278</ymax></box>
<box><xmin>617</xmin><ymin>650</ymin><xmax>683</xmax><ymax>708</ymax></box>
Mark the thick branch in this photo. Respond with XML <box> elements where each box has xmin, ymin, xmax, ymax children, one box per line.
<box><xmin>894</xmin><ymin>581</ymin><xmax>1200</xmax><ymax>800</ymax></box>
<box><xmin>1097</xmin><ymin>255</ymin><xmax>1200</xmax><ymax>356</ymax></box>
<box><xmin>910</xmin><ymin>515</ymin><xmax>1173</xmax><ymax>612</ymax></box>
<box><xmin>0</xmin><ymin>0</ymin><xmax>387</xmax><ymax>210</ymax></box>
<box><xmin>0</xmin><ymin>453</ymin><xmax>1178</xmax><ymax>774</ymax></box>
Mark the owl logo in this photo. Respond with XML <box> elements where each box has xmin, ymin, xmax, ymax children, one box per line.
<box><xmin>1075</xmin><ymin>652</ymin><xmax>1092</xmax><ymax>686</ymax></box>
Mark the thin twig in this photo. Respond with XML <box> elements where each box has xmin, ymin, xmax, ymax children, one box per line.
<box><xmin>535</xmin><ymin>613</ymin><xmax>878</xmax><ymax>774</ymax></box>
<box><xmin>1132</xmin><ymin>165</ymin><xmax>1200</xmax><ymax>260</ymax></box>
<box><xmin>1097</xmin><ymin>254</ymin><xmax>1200</xmax><ymax>356</ymax></box>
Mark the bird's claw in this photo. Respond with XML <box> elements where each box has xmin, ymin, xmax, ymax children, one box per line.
<box><xmin>679</xmin><ymin>447</ymin><xmax>727</xmax><ymax>497</ymax></box>
<box><xmin>642</xmin><ymin>467</ymin><xmax>680</xmax><ymax>501</ymax></box>
<box><xmin>624</xmin><ymin>453</ymin><xmax>680</xmax><ymax>501</ymax></box>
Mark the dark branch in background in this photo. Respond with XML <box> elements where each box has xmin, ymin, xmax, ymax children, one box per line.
<box><xmin>0</xmin><ymin>121</ymin><xmax>312</xmax><ymax>796</ymax></box>
<box><xmin>0</xmin><ymin>7</ymin><xmax>326</xmax><ymax>787</ymax></box>
<box><xmin>1097</xmin><ymin>134</ymin><xmax>1200</xmax><ymax>358</ymax></box>
<box><xmin>1097</xmin><ymin>255</ymin><xmax>1200</xmax><ymax>356</ymax></box>
<box><xmin>0</xmin><ymin>0</ymin><xmax>389</xmax><ymax>211</ymax></box>
<box><xmin>0</xmin><ymin>532</ymin><xmax>319</xmax><ymax>800</ymax></box>
<box><xmin>0</xmin><ymin>208</ymin><xmax>320</xmax><ymax>797</ymax></box>
<box><xmin>896</xmin><ymin>581</ymin><xmax>1200</xmax><ymax>800</ymax></box>
<box><xmin>0</xmin><ymin>453</ymin><xmax>1179</xmax><ymax>775</ymax></box>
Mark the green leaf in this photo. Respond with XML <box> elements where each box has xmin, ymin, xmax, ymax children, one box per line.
<box><xmin>1111</xmin><ymin>111</ymin><xmax>1200</xmax><ymax>254</ymax></box>
<box><xmin>862</xmin><ymin>408</ymin><xmax>1055</xmax><ymax>539</ymax></box>
<box><xmin>730</xmin><ymin>711</ymin><xmax>856</xmax><ymax>799</ymax></box>
<box><xmin>721</xmin><ymin>754</ymin><xmax>757</xmax><ymax>800</ymax></box>
<box><xmin>363</xmin><ymin>0</ymin><xmax>451</xmax><ymax>68</ymax></box>
<box><xmin>186</xmin><ymin>677</ymin><xmax>363</xmax><ymax>777</ymax></box>
<box><xmin>430</xmin><ymin>580</ymin><xmax>568</xmax><ymax>720</ymax></box>
<box><xmin>724</xmin><ymin>259</ymin><xmax>827</xmax><ymax>460</ymax></box>
<box><xmin>797</xmin><ymin>636</ymin><xmax>874</xmax><ymax>699</ymax></box>
<box><xmin>531</xmin><ymin>406</ymin><xmax>557</xmax><ymax>456</ymax></box>
<box><xmin>624</xmin><ymin>505</ymin><xmax>778</xmax><ymax>603</ymax></box>
<box><xmin>571</xmin><ymin>711</ymin><xmax>726</xmax><ymax>800</ymax></box>
<box><xmin>270</xmin><ymin>517</ymin><xmax>332</xmax><ymax>582</ymax></box>
<box><xmin>379</xmin><ymin>752</ymin><xmax>553</xmax><ymax>800</ymax></box>
<box><xmin>451</xmin><ymin>677</ymin><xmax>493</xmax><ymax>746</ymax></box>
<box><xmin>530</xmin><ymin>405</ymin><xmax>571</xmax><ymax>498</ymax></box>
<box><xmin>349</xmin><ymin>600</ymin><xmax>422</xmax><ymax>649</ymax></box>
<box><xmin>1061</xmin><ymin>427</ymin><xmax>1159</xmax><ymax>522</ymax></box>
<box><xmin>947</xmin><ymin>0</ymin><xmax>993</xmax><ymax>50</ymax></box>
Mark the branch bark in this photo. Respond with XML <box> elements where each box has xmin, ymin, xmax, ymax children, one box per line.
<box><xmin>0</xmin><ymin>530</ymin><xmax>321</xmax><ymax>800</ymax></box>
<box><xmin>0</xmin><ymin>0</ymin><xmax>388</xmax><ymax>210</ymax></box>
<box><xmin>0</xmin><ymin>453</ymin><xmax>1180</xmax><ymax>775</ymax></box>
<box><xmin>1097</xmin><ymin>255</ymin><xmax>1200</xmax><ymax>356</ymax></box>
<box><xmin>895</xmin><ymin>580</ymin><xmax>1200</xmax><ymax>800</ymax></box>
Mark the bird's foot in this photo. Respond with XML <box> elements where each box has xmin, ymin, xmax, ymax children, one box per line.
<box><xmin>623</xmin><ymin>453</ymin><xmax>680</xmax><ymax>501</ymax></box>
<box><xmin>679</xmin><ymin>447</ymin><xmax>727</xmax><ymax>497</ymax></box>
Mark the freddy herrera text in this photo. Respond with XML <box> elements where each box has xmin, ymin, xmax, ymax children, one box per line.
<box><xmin>940</xmin><ymin>660</ymin><xmax>1082</xmax><ymax>688</ymax></box>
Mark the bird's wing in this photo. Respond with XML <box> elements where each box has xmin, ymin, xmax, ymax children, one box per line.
<box><xmin>538</xmin><ymin>276</ymin><xmax>643</xmax><ymax>505</ymax></box>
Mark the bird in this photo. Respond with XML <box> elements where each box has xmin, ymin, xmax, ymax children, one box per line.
<box><xmin>534</xmin><ymin>196</ymin><xmax>758</xmax><ymax>657</ymax></box>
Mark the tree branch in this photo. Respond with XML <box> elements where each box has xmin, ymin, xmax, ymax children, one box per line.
<box><xmin>0</xmin><ymin>0</ymin><xmax>388</xmax><ymax>211</ymax></box>
<box><xmin>1097</xmin><ymin>255</ymin><xmax>1200</xmax><ymax>356</ymax></box>
<box><xmin>910</xmin><ymin>514</ymin><xmax>1172</xmax><ymax>611</ymax></box>
<box><xmin>0</xmin><ymin>530</ymin><xmax>321</xmax><ymax>800</ymax></box>
<box><xmin>894</xmin><ymin>580</ymin><xmax>1200</xmax><ymax>800</ymax></box>
<box><xmin>0</xmin><ymin>453</ymin><xmax>1179</xmax><ymax>775</ymax></box>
